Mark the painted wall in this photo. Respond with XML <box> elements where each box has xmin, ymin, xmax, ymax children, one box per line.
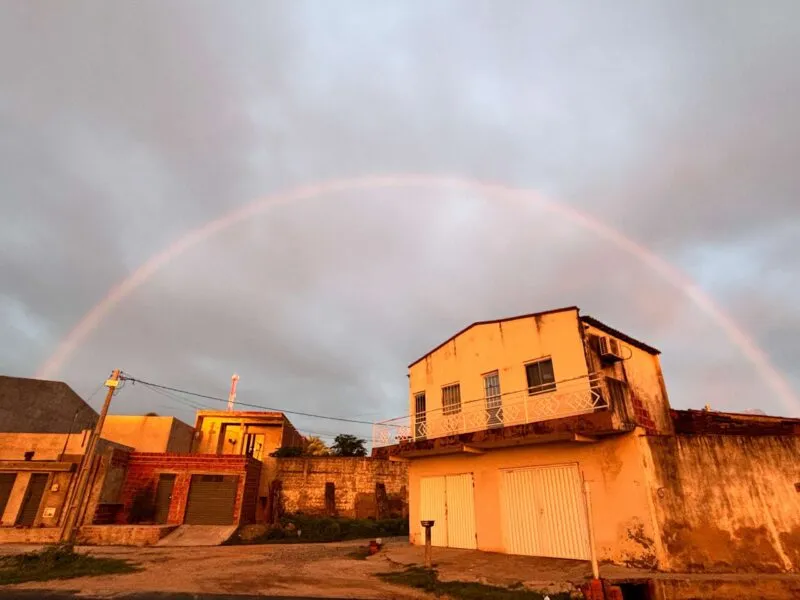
<box><xmin>407</xmin><ymin>432</ymin><xmax>659</xmax><ymax>568</ymax></box>
<box><xmin>264</xmin><ymin>457</ymin><xmax>407</xmax><ymax>521</ymax></box>
<box><xmin>408</xmin><ymin>309</ymin><xmax>590</xmax><ymax>430</ymax></box>
<box><xmin>643</xmin><ymin>434</ymin><xmax>800</xmax><ymax>572</ymax></box>
<box><xmin>102</xmin><ymin>415</ymin><xmax>193</xmax><ymax>453</ymax></box>
<box><xmin>582</xmin><ymin>322</ymin><xmax>671</xmax><ymax>434</ymax></box>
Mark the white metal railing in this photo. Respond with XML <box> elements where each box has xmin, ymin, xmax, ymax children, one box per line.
<box><xmin>372</xmin><ymin>373</ymin><xmax>609</xmax><ymax>447</ymax></box>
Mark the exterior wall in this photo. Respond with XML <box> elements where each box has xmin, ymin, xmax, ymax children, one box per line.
<box><xmin>264</xmin><ymin>457</ymin><xmax>408</xmax><ymax>521</ymax></box>
<box><xmin>409</xmin><ymin>308</ymin><xmax>588</xmax><ymax>421</ymax></box>
<box><xmin>0</xmin><ymin>430</ymin><xmax>91</xmax><ymax>460</ymax></box>
<box><xmin>116</xmin><ymin>453</ymin><xmax>261</xmax><ymax>525</ymax></box>
<box><xmin>582</xmin><ymin>322</ymin><xmax>671</xmax><ymax>434</ymax></box>
<box><xmin>407</xmin><ymin>433</ymin><xmax>659</xmax><ymax>568</ymax></box>
<box><xmin>101</xmin><ymin>415</ymin><xmax>193</xmax><ymax>453</ymax></box>
<box><xmin>643</xmin><ymin>433</ymin><xmax>800</xmax><ymax>572</ymax></box>
<box><xmin>0</xmin><ymin>376</ymin><xmax>98</xmax><ymax>434</ymax></box>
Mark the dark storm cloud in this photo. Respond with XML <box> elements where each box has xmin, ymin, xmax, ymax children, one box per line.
<box><xmin>1</xmin><ymin>0</ymin><xmax>799</xmax><ymax>436</ymax></box>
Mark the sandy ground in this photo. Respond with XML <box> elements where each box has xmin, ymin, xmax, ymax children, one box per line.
<box><xmin>0</xmin><ymin>539</ymin><xmax>429</xmax><ymax>599</ymax></box>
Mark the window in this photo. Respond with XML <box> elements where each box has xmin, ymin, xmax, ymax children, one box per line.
<box><xmin>483</xmin><ymin>371</ymin><xmax>503</xmax><ymax>427</ymax></box>
<box><xmin>606</xmin><ymin>377</ymin><xmax>627</xmax><ymax>408</ymax></box>
<box><xmin>525</xmin><ymin>358</ymin><xmax>556</xmax><ymax>395</ymax></box>
<box><xmin>442</xmin><ymin>384</ymin><xmax>462</xmax><ymax>415</ymax></box>
<box><xmin>414</xmin><ymin>392</ymin><xmax>427</xmax><ymax>438</ymax></box>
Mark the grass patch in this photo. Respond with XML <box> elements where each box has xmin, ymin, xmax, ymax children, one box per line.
<box><xmin>377</xmin><ymin>566</ymin><xmax>572</xmax><ymax>600</ymax></box>
<box><xmin>0</xmin><ymin>544</ymin><xmax>139</xmax><ymax>585</ymax></box>
<box><xmin>229</xmin><ymin>515</ymin><xmax>409</xmax><ymax>545</ymax></box>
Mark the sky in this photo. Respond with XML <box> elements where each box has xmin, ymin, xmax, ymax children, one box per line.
<box><xmin>1</xmin><ymin>1</ymin><xmax>799</xmax><ymax>444</ymax></box>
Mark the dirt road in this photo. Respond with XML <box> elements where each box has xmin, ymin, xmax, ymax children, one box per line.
<box><xmin>0</xmin><ymin>539</ymin><xmax>427</xmax><ymax>599</ymax></box>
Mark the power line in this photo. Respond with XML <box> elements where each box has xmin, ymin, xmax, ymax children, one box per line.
<box><xmin>119</xmin><ymin>374</ymin><xmax>378</xmax><ymax>427</ymax></box>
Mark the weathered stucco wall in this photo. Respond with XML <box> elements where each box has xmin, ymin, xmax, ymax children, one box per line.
<box><xmin>266</xmin><ymin>457</ymin><xmax>407</xmax><ymax>521</ymax></box>
<box><xmin>582</xmin><ymin>322</ymin><xmax>672</xmax><ymax>434</ymax></box>
<box><xmin>643</xmin><ymin>434</ymin><xmax>800</xmax><ymax>572</ymax></box>
<box><xmin>407</xmin><ymin>432</ymin><xmax>659</xmax><ymax>567</ymax></box>
<box><xmin>0</xmin><ymin>430</ymin><xmax>90</xmax><ymax>460</ymax></box>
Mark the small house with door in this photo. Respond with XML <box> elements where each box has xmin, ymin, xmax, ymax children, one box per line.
<box><xmin>373</xmin><ymin>306</ymin><xmax>800</xmax><ymax>572</ymax></box>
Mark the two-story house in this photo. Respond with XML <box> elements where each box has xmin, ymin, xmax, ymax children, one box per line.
<box><xmin>373</xmin><ymin>306</ymin><xmax>673</xmax><ymax>565</ymax></box>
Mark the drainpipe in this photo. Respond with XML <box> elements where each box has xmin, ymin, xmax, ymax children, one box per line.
<box><xmin>583</xmin><ymin>478</ymin><xmax>600</xmax><ymax>580</ymax></box>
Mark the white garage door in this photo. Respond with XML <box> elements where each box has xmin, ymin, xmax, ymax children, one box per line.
<box><xmin>501</xmin><ymin>464</ymin><xmax>590</xmax><ymax>560</ymax></box>
<box><xmin>419</xmin><ymin>473</ymin><xmax>477</xmax><ymax>549</ymax></box>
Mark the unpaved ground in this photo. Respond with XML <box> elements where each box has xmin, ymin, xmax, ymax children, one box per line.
<box><xmin>0</xmin><ymin>539</ymin><xmax>428</xmax><ymax>599</ymax></box>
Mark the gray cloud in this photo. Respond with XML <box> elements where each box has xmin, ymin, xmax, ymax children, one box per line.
<box><xmin>1</xmin><ymin>0</ymin><xmax>799</xmax><ymax>440</ymax></box>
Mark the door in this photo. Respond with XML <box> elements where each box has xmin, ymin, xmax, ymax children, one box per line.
<box><xmin>484</xmin><ymin>371</ymin><xmax>503</xmax><ymax>428</ymax></box>
<box><xmin>184</xmin><ymin>474</ymin><xmax>239</xmax><ymax>525</ymax></box>
<box><xmin>419</xmin><ymin>474</ymin><xmax>477</xmax><ymax>549</ymax></box>
<box><xmin>414</xmin><ymin>392</ymin><xmax>427</xmax><ymax>440</ymax></box>
<box><xmin>154</xmin><ymin>474</ymin><xmax>176</xmax><ymax>524</ymax></box>
<box><xmin>0</xmin><ymin>473</ymin><xmax>16</xmax><ymax>519</ymax></box>
<box><xmin>501</xmin><ymin>464</ymin><xmax>590</xmax><ymax>560</ymax></box>
<box><xmin>17</xmin><ymin>473</ymin><xmax>48</xmax><ymax>526</ymax></box>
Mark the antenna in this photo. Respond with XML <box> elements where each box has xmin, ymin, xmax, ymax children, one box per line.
<box><xmin>227</xmin><ymin>373</ymin><xmax>239</xmax><ymax>411</ymax></box>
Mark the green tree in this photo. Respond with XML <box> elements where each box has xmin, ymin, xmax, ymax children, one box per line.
<box><xmin>331</xmin><ymin>434</ymin><xmax>367</xmax><ymax>457</ymax></box>
<box><xmin>304</xmin><ymin>435</ymin><xmax>331</xmax><ymax>456</ymax></box>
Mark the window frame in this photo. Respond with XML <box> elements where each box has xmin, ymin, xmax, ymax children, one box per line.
<box><xmin>441</xmin><ymin>383</ymin><xmax>462</xmax><ymax>416</ymax></box>
<box><xmin>525</xmin><ymin>357</ymin><xmax>557</xmax><ymax>395</ymax></box>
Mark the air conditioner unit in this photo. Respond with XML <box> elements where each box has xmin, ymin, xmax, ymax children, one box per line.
<box><xmin>598</xmin><ymin>336</ymin><xmax>623</xmax><ymax>362</ymax></box>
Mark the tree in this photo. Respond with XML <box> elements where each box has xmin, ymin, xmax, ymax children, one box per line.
<box><xmin>304</xmin><ymin>435</ymin><xmax>331</xmax><ymax>456</ymax></box>
<box><xmin>331</xmin><ymin>434</ymin><xmax>367</xmax><ymax>457</ymax></box>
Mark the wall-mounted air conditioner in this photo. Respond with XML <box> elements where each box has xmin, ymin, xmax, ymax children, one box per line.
<box><xmin>598</xmin><ymin>336</ymin><xmax>623</xmax><ymax>362</ymax></box>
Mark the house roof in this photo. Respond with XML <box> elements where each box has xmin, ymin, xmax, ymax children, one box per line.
<box><xmin>580</xmin><ymin>316</ymin><xmax>661</xmax><ymax>355</ymax></box>
<box><xmin>407</xmin><ymin>306</ymin><xmax>580</xmax><ymax>368</ymax></box>
<box><xmin>195</xmin><ymin>410</ymin><xmax>285</xmax><ymax>421</ymax></box>
<box><xmin>0</xmin><ymin>375</ymin><xmax>99</xmax><ymax>434</ymax></box>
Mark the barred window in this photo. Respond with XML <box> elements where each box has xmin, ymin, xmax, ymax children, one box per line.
<box><xmin>442</xmin><ymin>384</ymin><xmax>462</xmax><ymax>415</ymax></box>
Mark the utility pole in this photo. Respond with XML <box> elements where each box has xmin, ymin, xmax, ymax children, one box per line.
<box><xmin>60</xmin><ymin>369</ymin><xmax>121</xmax><ymax>543</ymax></box>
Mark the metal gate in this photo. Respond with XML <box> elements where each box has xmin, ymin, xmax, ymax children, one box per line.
<box><xmin>419</xmin><ymin>473</ymin><xmax>477</xmax><ymax>549</ymax></box>
<box><xmin>154</xmin><ymin>474</ymin><xmax>176</xmax><ymax>524</ymax></box>
<box><xmin>0</xmin><ymin>473</ymin><xmax>16</xmax><ymax>518</ymax></box>
<box><xmin>501</xmin><ymin>464</ymin><xmax>590</xmax><ymax>560</ymax></box>
<box><xmin>17</xmin><ymin>473</ymin><xmax>48</xmax><ymax>526</ymax></box>
<box><xmin>183</xmin><ymin>474</ymin><xmax>238</xmax><ymax>525</ymax></box>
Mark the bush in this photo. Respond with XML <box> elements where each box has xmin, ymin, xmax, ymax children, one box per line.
<box><xmin>232</xmin><ymin>515</ymin><xmax>410</xmax><ymax>545</ymax></box>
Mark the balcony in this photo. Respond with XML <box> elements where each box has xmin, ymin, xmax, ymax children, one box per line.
<box><xmin>372</xmin><ymin>373</ymin><xmax>609</xmax><ymax>448</ymax></box>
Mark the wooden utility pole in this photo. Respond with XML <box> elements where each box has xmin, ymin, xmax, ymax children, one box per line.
<box><xmin>60</xmin><ymin>369</ymin><xmax>121</xmax><ymax>543</ymax></box>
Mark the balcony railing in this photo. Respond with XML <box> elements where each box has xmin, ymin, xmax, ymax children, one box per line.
<box><xmin>372</xmin><ymin>373</ymin><xmax>609</xmax><ymax>448</ymax></box>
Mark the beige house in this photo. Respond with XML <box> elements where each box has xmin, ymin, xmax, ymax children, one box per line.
<box><xmin>192</xmin><ymin>410</ymin><xmax>304</xmax><ymax>460</ymax></box>
<box><xmin>373</xmin><ymin>306</ymin><xmax>800</xmax><ymax>572</ymax></box>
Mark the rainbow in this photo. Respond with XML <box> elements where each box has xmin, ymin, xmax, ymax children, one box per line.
<box><xmin>36</xmin><ymin>175</ymin><xmax>799</xmax><ymax>416</ymax></box>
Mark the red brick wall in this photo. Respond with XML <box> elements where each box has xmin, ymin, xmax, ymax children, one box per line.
<box><xmin>116</xmin><ymin>453</ymin><xmax>261</xmax><ymax>526</ymax></box>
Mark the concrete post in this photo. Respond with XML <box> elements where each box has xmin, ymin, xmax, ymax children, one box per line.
<box><xmin>421</xmin><ymin>520</ymin><xmax>435</xmax><ymax>569</ymax></box>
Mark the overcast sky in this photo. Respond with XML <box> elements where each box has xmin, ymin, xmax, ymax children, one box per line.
<box><xmin>1</xmin><ymin>1</ymin><xmax>798</xmax><ymax>443</ymax></box>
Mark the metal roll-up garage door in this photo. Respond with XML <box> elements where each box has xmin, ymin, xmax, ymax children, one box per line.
<box><xmin>501</xmin><ymin>463</ymin><xmax>590</xmax><ymax>560</ymax></box>
<box><xmin>419</xmin><ymin>473</ymin><xmax>477</xmax><ymax>549</ymax></box>
<box><xmin>183</xmin><ymin>474</ymin><xmax>238</xmax><ymax>525</ymax></box>
<box><xmin>17</xmin><ymin>473</ymin><xmax>49</xmax><ymax>526</ymax></box>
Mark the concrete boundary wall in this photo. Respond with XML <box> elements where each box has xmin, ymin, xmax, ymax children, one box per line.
<box><xmin>644</xmin><ymin>433</ymin><xmax>800</xmax><ymax>572</ymax></box>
